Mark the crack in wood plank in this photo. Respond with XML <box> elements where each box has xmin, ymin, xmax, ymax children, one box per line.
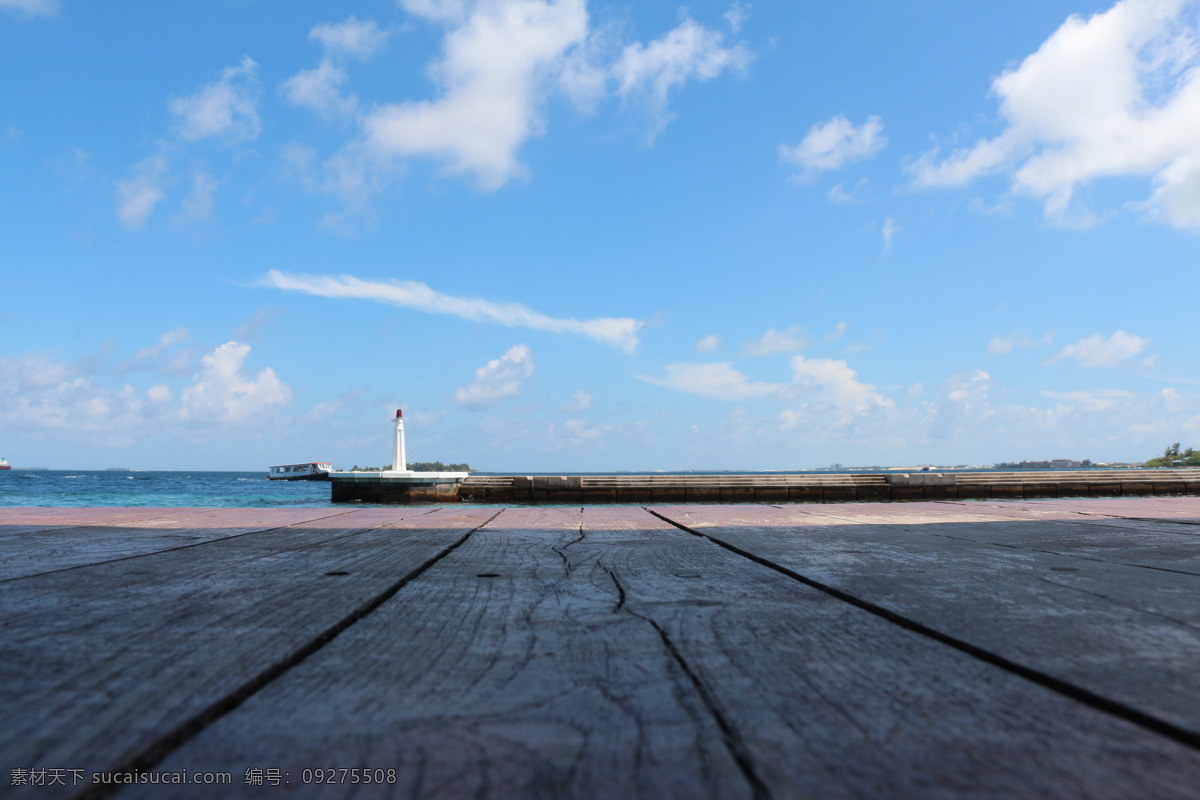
<box><xmin>70</xmin><ymin>508</ymin><xmax>502</xmax><ymax>800</ymax></box>
<box><xmin>604</xmin><ymin>568</ymin><xmax>772</xmax><ymax>800</ymax></box>
<box><xmin>646</xmin><ymin>507</ymin><xmax>1200</xmax><ymax>753</ymax></box>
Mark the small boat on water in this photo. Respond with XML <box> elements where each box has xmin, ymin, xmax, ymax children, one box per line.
<box><xmin>268</xmin><ymin>462</ymin><xmax>332</xmax><ymax>481</ymax></box>
<box><xmin>0</xmin><ymin>457</ymin><xmax>11</xmax><ymax>471</ymax></box>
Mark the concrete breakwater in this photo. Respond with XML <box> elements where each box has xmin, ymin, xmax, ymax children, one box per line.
<box><xmin>330</xmin><ymin>468</ymin><xmax>1200</xmax><ymax>504</ymax></box>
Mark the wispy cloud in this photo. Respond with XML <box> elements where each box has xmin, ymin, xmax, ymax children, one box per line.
<box><xmin>1046</xmin><ymin>330</ymin><xmax>1151</xmax><ymax>367</ymax></box>
<box><xmin>309</xmin><ymin>15</ymin><xmax>391</xmax><ymax>60</ymax></box>
<box><xmin>640</xmin><ymin>355</ymin><xmax>894</xmax><ymax>421</ymax></box>
<box><xmin>283</xmin><ymin>59</ymin><xmax>358</xmax><ymax>119</ymax></box>
<box><xmin>780</xmin><ymin>114</ymin><xmax>886</xmax><ymax>178</ymax></box>
<box><xmin>454</xmin><ymin>344</ymin><xmax>534</xmax><ymax>409</ymax></box>
<box><xmin>695</xmin><ymin>333</ymin><xmax>721</xmax><ymax>353</ymax></box>
<box><xmin>639</xmin><ymin>361</ymin><xmax>782</xmax><ymax>401</ymax></box>
<box><xmin>562</xmin><ymin>389</ymin><xmax>592</xmax><ymax>411</ymax></box>
<box><xmin>742</xmin><ymin>325</ymin><xmax>807</xmax><ymax>357</ymax></box>
<box><xmin>260</xmin><ymin>270</ymin><xmax>643</xmax><ymax>351</ymax></box>
<box><xmin>0</xmin><ymin>0</ymin><xmax>59</xmax><ymax>19</ymax></box>
<box><xmin>881</xmin><ymin>217</ymin><xmax>899</xmax><ymax>256</ymax></box>
<box><xmin>612</xmin><ymin>11</ymin><xmax>751</xmax><ymax>140</ymax></box>
<box><xmin>114</xmin><ymin>157</ymin><xmax>168</xmax><ymax>229</ymax></box>
<box><xmin>169</xmin><ymin>56</ymin><xmax>262</xmax><ymax>143</ymax></box>
<box><xmin>115</xmin><ymin>57</ymin><xmax>261</xmax><ymax>228</ymax></box>
<box><xmin>283</xmin><ymin>16</ymin><xmax>392</xmax><ymax>120</ymax></box>
<box><xmin>988</xmin><ymin>331</ymin><xmax>1053</xmax><ymax>355</ymax></box>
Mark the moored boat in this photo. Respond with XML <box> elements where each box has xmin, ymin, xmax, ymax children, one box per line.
<box><xmin>268</xmin><ymin>462</ymin><xmax>332</xmax><ymax>481</ymax></box>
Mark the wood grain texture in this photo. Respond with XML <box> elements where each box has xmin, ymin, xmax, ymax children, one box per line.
<box><xmin>577</xmin><ymin>508</ymin><xmax>1200</xmax><ymax>799</ymax></box>
<box><xmin>0</xmin><ymin>508</ymin><xmax>494</xmax><ymax>796</ymax></box>
<box><xmin>0</xmin><ymin>508</ymin><xmax>360</xmax><ymax>581</ymax></box>
<box><xmin>778</xmin><ymin>500</ymin><xmax>1200</xmax><ymax>574</ymax></box>
<box><xmin>653</xmin><ymin>503</ymin><xmax>1200</xmax><ymax>742</ymax></box>
<box><xmin>134</xmin><ymin>507</ymin><xmax>751</xmax><ymax>800</ymax></box>
<box><xmin>131</xmin><ymin>506</ymin><xmax>1200</xmax><ymax>799</ymax></box>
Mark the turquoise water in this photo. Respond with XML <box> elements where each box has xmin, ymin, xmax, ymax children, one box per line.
<box><xmin>0</xmin><ymin>470</ymin><xmax>334</xmax><ymax>507</ymax></box>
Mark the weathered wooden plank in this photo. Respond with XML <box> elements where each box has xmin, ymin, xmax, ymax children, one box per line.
<box><xmin>572</xmin><ymin>508</ymin><xmax>1200</xmax><ymax>798</ymax></box>
<box><xmin>652</xmin><ymin>504</ymin><xmax>1200</xmax><ymax>743</ymax></box>
<box><xmin>776</xmin><ymin>501</ymin><xmax>1200</xmax><ymax>574</ymax></box>
<box><xmin>125</xmin><ymin>506</ymin><xmax>1200</xmax><ymax>799</ymax></box>
<box><xmin>0</xmin><ymin>508</ymin><xmax>361</xmax><ymax>581</ymax></box>
<box><xmin>129</xmin><ymin>507</ymin><xmax>750</xmax><ymax>800</ymax></box>
<box><xmin>0</xmin><ymin>508</ymin><xmax>496</xmax><ymax>796</ymax></box>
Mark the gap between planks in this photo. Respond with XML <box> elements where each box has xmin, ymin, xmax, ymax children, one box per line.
<box><xmin>646</xmin><ymin>506</ymin><xmax>1200</xmax><ymax>753</ymax></box>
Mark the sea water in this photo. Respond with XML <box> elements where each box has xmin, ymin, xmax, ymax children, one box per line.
<box><xmin>0</xmin><ymin>470</ymin><xmax>333</xmax><ymax>507</ymax></box>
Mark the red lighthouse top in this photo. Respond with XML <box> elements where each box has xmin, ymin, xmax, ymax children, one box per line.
<box><xmin>395</xmin><ymin>409</ymin><xmax>403</xmax><ymax>419</ymax></box>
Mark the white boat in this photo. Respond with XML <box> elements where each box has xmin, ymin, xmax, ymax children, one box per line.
<box><xmin>0</xmin><ymin>457</ymin><xmax>10</xmax><ymax>471</ymax></box>
<box><xmin>268</xmin><ymin>462</ymin><xmax>332</xmax><ymax>481</ymax></box>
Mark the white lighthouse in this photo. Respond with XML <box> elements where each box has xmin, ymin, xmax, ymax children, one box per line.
<box><xmin>323</xmin><ymin>410</ymin><xmax>469</xmax><ymax>501</ymax></box>
<box><xmin>392</xmin><ymin>408</ymin><xmax>408</xmax><ymax>473</ymax></box>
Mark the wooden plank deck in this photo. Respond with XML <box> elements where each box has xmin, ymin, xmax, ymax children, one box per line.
<box><xmin>2</xmin><ymin>498</ymin><xmax>1200</xmax><ymax>798</ymax></box>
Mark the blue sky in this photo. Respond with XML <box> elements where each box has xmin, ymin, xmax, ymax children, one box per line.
<box><xmin>2</xmin><ymin>0</ymin><xmax>1198</xmax><ymax>471</ymax></box>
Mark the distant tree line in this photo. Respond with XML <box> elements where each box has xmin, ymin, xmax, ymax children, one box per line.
<box><xmin>995</xmin><ymin>459</ymin><xmax>1093</xmax><ymax>469</ymax></box>
<box><xmin>408</xmin><ymin>461</ymin><xmax>472</xmax><ymax>472</ymax></box>
<box><xmin>1144</xmin><ymin>443</ymin><xmax>1200</xmax><ymax>468</ymax></box>
<box><xmin>348</xmin><ymin>461</ymin><xmax>472</xmax><ymax>472</ymax></box>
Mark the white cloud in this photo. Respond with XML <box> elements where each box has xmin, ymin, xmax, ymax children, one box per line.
<box><xmin>547</xmin><ymin>417</ymin><xmax>613</xmax><ymax>448</ymax></box>
<box><xmin>0</xmin><ymin>0</ymin><xmax>58</xmax><ymax>18</ymax></box>
<box><xmin>357</xmin><ymin>0</ymin><xmax>589</xmax><ymax>190</ymax></box>
<box><xmin>0</xmin><ymin>354</ymin><xmax>142</xmax><ymax>434</ymax></box>
<box><xmin>175</xmin><ymin>171</ymin><xmax>218</xmax><ymax>224</ymax></box>
<box><xmin>695</xmin><ymin>333</ymin><xmax>721</xmax><ymax>353</ymax></box>
<box><xmin>146</xmin><ymin>385</ymin><xmax>172</xmax><ymax>403</ymax></box>
<box><xmin>169</xmin><ymin>56</ymin><xmax>262</xmax><ymax>143</ymax></box>
<box><xmin>114</xmin><ymin>157</ymin><xmax>168</xmax><ymax>229</ymax></box>
<box><xmin>988</xmin><ymin>332</ymin><xmax>1053</xmax><ymax>355</ymax></box>
<box><xmin>788</xmin><ymin>355</ymin><xmax>894</xmax><ymax>415</ymax></box>
<box><xmin>826</xmin><ymin>322</ymin><xmax>848</xmax><ymax>341</ymax></box>
<box><xmin>988</xmin><ymin>337</ymin><xmax>1014</xmax><ymax>355</ymax></box>
<box><xmin>310</xmin><ymin>16</ymin><xmax>390</xmax><ymax>60</ymax></box>
<box><xmin>780</xmin><ymin>114</ymin><xmax>886</xmax><ymax>176</ymax></box>
<box><xmin>1047</xmin><ymin>330</ymin><xmax>1151</xmax><ymax>367</ymax></box>
<box><xmin>742</xmin><ymin>325</ymin><xmax>807</xmax><ymax>357</ymax></box>
<box><xmin>283</xmin><ymin>60</ymin><xmax>358</xmax><ymax>118</ymax></box>
<box><xmin>639</xmin><ymin>362</ymin><xmax>783</xmax><ymax>401</ymax></box>
<box><xmin>0</xmin><ymin>353</ymin><xmax>72</xmax><ymax>392</ymax></box>
<box><xmin>261</xmin><ymin>269</ymin><xmax>642</xmax><ymax>351</ymax></box>
<box><xmin>563</xmin><ymin>389</ymin><xmax>592</xmax><ymax>411</ymax></box>
<box><xmin>1043</xmin><ymin>389</ymin><xmax>1137</xmax><ymax>412</ymax></box>
<box><xmin>911</xmin><ymin>0</ymin><xmax>1200</xmax><ymax>229</ymax></box>
<box><xmin>926</xmin><ymin>369</ymin><xmax>995</xmax><ymax>441</ymax></box>
<box><xmin>723</xmin><ymin>3</ymin><xmax>748</xmax><ymax>34</ymax></box>
<box><xmin>612</xmin><ymin>12</ymin><xmax>751</xmax><ymax>139</ymax></box>
<box><xmin>305</xmin><ymin>4</ymin><xmax>749</xmax><ymax>213</ymax></box>
<box><xmin>0</xmin><ymin>340</ymin><xmax>291</xmax><ymax>446</ymax></box>
<box><xmin>827</xmin><ymin>180</ymin><xmax>869</xmax><ymax>203</ymax></box>
<box><xmin>285</xmin><ymin>17</ymin><xmax>390</xmax><ymax>120</ymax></box>
<box><xmin>179</xmin><ymin>342</ymin><xmax>291</xmax><ymax>424</ymax></box>
<box><xmin>641</xmin><ymin>354</ymin><xmax>893</xmax><ymax>418</ymax></box>
<box><xmin>133</xmin><ymin>327</ymin><xmax>190</xmax><ymax>363</ymax></box>
<box><xmin>399</xmin><ymin>0</ymin><xmax>469</xmax><ymax>24</ymax></box>
<box><xmin>881</xmin><ymin>217</ymin><xmax>899</xmax><ymax>256</ymax></box>
<box><xmin>454</xmin><ymin>344</ymin><xmax>534</xmax><ymax>409</ymax></box>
